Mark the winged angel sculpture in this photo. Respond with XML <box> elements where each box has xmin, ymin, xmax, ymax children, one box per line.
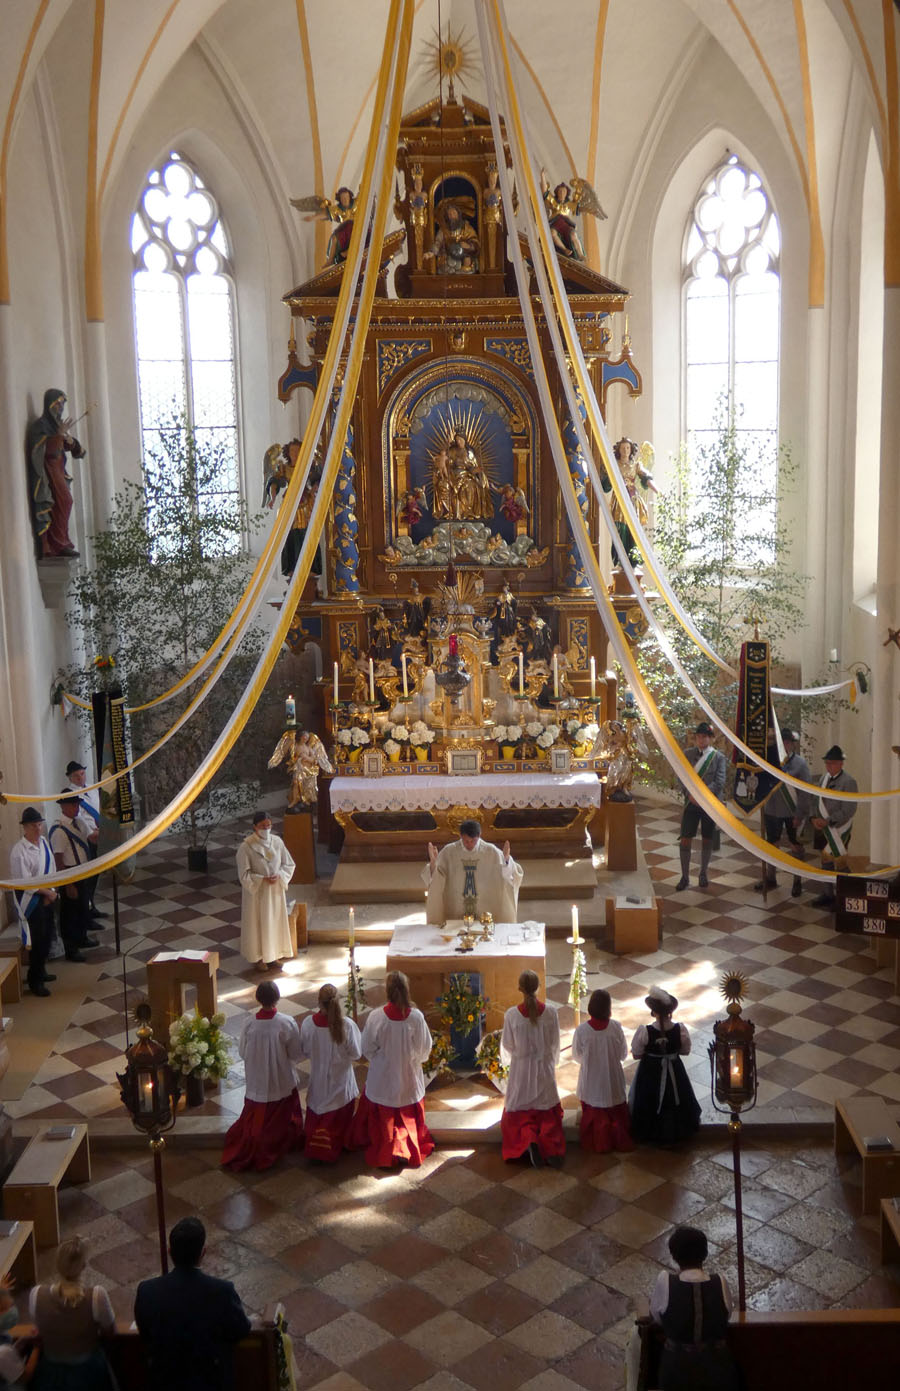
<box><xmin>268</xmin><ymin>729</ymin><xmax>334</xmax><ymax>810</ymax></box>
<box><xmin>290</xmin><ymin>187</ymin><xmax>358</xmax><ymax>265</ymax></box>
<box><xmin>540</xmin><ymin>169</ymin><xmax>606</xmax><ymax>261</ymax></box>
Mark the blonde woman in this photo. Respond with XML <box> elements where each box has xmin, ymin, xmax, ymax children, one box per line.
<box><xmin>500</xmin><ymin>969</ymin><xmax>564</xmax><ymax>1167</ymax></box>
<box><xmin>28</xmin><ymin>1236</ymin><xmax>116</xmax><ymax>1389</ymax></box>
<box><xmin>351</xmin><ymin>971</ymin><xmax>434</xmax><ymax>1168</ymax></box>
<box><xmin>299</xmin><ymin>983</ymin><xmax>362</xmax><ymax>1162</ymax></box>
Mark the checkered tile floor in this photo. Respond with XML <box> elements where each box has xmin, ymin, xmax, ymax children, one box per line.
<box><xmin>36</xmin><ymin>1136</ymin><xmax>900</xmax><ymax>1390</ymax></box>
<box><xmin>4</xmin><ymin>793</ymin><xmax>900</xmax><ymax>1125</ymax></box>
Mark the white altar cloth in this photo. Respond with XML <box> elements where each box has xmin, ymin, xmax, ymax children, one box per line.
<box><xmin>387</xmin><ymin>920</ymin><xmax>546</xmax><ymax>961</ymax></box>
<box><xmin>330</xmin><ymin>772</ymin><xmax>600</xmax><ymax>815</ymax></box>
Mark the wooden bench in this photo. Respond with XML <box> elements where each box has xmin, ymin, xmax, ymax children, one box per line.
<box><xmin>8</xmin><ymin>1325</ymin><xmax>279</xmax><ymax>1390</ymax></box>
<box><xmin>2</xmin><ymin>1124</ymin><xmax>91</xmax><ymax>1246</ymax></box>
<box><xmin>834</xmin><ymin>1096</ymin><xmax>900</xmax><ymax>1213</ymax></box>
<box><xmin>0</xmin><ymin>955</ymin><xmax>21</xmax><ymax>1006</ymax></box>
<box><xmin>0</xmin><ymin>1221</ymin><xmax>36</xmax><ymax>1288</ymax></box>
<box><xmin>880</xmin><ymin>1195</ymin><xmax>900</xmax><ymax>1264</ymax></box>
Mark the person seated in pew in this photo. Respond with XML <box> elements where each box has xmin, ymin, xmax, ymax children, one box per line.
<box><xmin>650</xmin><ymin>1225</ymin><xmax>738</xmax><ymax>1391</ymax></box>
<box><xmin>28</xmin><ymin>1236</ymin><xmax>116</xmax><ymax>1390</ymax></box>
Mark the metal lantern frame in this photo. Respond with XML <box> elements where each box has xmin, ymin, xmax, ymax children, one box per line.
<box><xmin>706</xmin><ymin>971</ymin><xmax>757</xmax><ymax>1313</ymax></box>
<box><xmin>118</xmin><ymin>1003</ymin><xmax>180</xmax><ymax>1273</ymax></box>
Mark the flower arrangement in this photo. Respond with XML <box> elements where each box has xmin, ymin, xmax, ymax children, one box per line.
<box><xmin>336</xmin><ymin>725</ymin><xmax>370</xmax><ymax>748</ymax></box>
<box><xmin>168</xmin><ymin>1010</ymin><xmax>231</xmax><ymax>1080</ymax></box>
<box><xmin>424</xmin><ymin>1031</ymin><xmax>457</xmax><ymax>1082</ymax></box>
<box><xmin>537</xmin><ymin>723</ymin><xmax>560</xmax><ymax>749</ymax></box>
<box><xmin>569</xmin><ymin>945</ymin><xmax>588</xmax><ymax>1011</ymax></box>
<box><xmin>345</xmin><ymin>955</ymin><xmax>367</xmax><ymax>1019</ymax></box>
<box><xmin>384</xmin><ymin>738</ymin><xmax>401</xmax><ymax>757</ymax></box>
<box><xmin>494</xmin><ymin>723</ymin><xmax>523</xmax><ymax>752</ymax></box>
<box><xmin>388</xmin><ymin>723</ymin><xmax>410</xmax><ymax>744</ymax></box>
<box><xmin>410</xmin><ymin>721</ymin><xmax>434</xmax><ymax>746</ymax></box>
<box><xmin>92</xmin><ymin>655</ymin><xmax>116</xmax><ymax>671</ymax></box>
<box><xmin>436</xmin><ymin>972</ymin><xmax>489</xmax><ymax>1038</ymax></box>
<box><xmin>475</xmin><ymin>1030</ymin><xmax>508</xmax><ymax>1091</ymax></box>
<box><xmin>524</xmin><ymin>720</ymin><xmax>543</xmax><ymax>739</ymax></box>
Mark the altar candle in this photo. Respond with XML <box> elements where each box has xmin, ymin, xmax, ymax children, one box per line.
<box><xmin>333</xmin><ymin>662</ymin><xmax>339</xmax><ymax>706</ymax></box>
<box><xmin>285</xmin><ymin>693</ymin><xmax>296</xmax><ymax>724</ymax></box>
<box><xmin>449</xmin><ymin>633</ymin><xmax>458</xmax><ymax>658</ymax></box>
<box><xmin>590</xmin><ymin>656</ymin><xmax>596</xmax><ymax>699</ymax></box>
<box><xmin>553</xmin><ymin>653</ymin><xmax>559</xmax><ymax>698</ymax></box>
<box><xmin>518</xmin><ymin>650</ymin><xmax>524</xmax><ymax>696</ymax></box>
<box><xmin>368</xmin><ymin>659</ymin><xmax>375</xmax><ymax>703</ymax></box>
<box><xmin>401</xmin><ymin>651</ymin><xmax>408</xmax><ymax>697</ymax></box>
<box><xmin>571</xmin><ymin>904</ymin><xmax>580</xmax><ymax>942</ymax></box>
<box><xmin>348</xmin><ymin>906</ymin><xmax>355</xmax><ymax>946</ymax></box>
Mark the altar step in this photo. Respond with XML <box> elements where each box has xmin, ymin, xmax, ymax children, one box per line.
<box><xmin>328</xmin><ymin>855</ymin><xmax>598</xmax><ymax>907</ymax></box>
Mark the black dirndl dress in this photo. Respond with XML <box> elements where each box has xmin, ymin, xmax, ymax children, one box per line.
<box><xmin>630</xmin><ymin>1024</ymin><xmax>701</xmax><ymax>1144</ymax></box>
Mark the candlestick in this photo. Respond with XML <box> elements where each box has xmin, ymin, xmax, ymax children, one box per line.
<box><xmin>553</xmin><ymin>653</ymin><xmax>559</xmax><ymax>698</ymax></box>
<box><xmin>448</xmin><ymin>633</ymin><xmax>458</xmax><ymax>658</ymax></box>
<box><xmin>285</xmin><ymin>693</ymin><xmax>296</xmax><ymax>724</ymax></box>
<box><xmin>518</xmin><ymin>650</ymin><xmax>524</xmax><ymax>697</ymax></box>
<box><xmin>401</xmin><ymin>651</ymin><xmax>408</xmax><ymax>698</ymax></box>
<box><xmin>368</xmin><ymin>659</ymin><xmax>375</xmax><ymax>703</ymax></box>
<box><xmin>571</xmin><ymin>904</ymin><xmax>580</xmax><ymax>942</ymax></box>
<box><xmin>829</xmin><ymin>648</ymin><xmax>838</xmax><ymax>663</ymax></box>
<box><xmin>348</xmin><ymin>906</ymin><xmax>355</xmax><ymax>947</ymax></box>
<box><xmin>333</xmin><ymin>662</ymin><xmax>339</xmax><ymax>705</ymax></box>
<box><xmin>590</xmin><ymin>656</ymin><xmax>596</xmax><ymax>699</ymax></box>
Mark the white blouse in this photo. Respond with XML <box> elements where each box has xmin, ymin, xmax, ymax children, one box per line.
<box><xmin>299</xmin><ymin>1013</ymin><xmax>362</xmax><ymax>1114</ymax></box>
<box><xmin>500</xmin><ymin>1004</ymin><xmax>560</xmax><ymax>1112</ymax></box>
<box><xmin>572</xmin><ymin>1019</ymin><xmax>628</xmax><ymax>1107</ymax></box>
<box><xmin>360</xmin><ymin>1006</ymin><xmax>432</xmax><ymax>1108</ymax></box>
<box><xmin>239</xmin><ymin>1011</ymin><xmax>303</xmax><ymax>1102</ymax></box>
<box><xmin>631</xmin><ymin>1020</ymin><xmax>691</xmax><ymax>1058</ymax></box>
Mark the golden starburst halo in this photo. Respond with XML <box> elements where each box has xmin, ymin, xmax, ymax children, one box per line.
<box><xmin>426</xmin><ymin>27</ymin><xmax>478</xmax><ymax>98</ymax></box>
<box><xmin>718</xmin><ymin>970</ymin><xmax>749</xmax><ymax>1004</ymax></box>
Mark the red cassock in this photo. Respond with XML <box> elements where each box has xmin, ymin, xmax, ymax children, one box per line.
<box><xmin>500</xmin><ymin>1103</ymin><xmax>565</xmax><ymax>1161</ymax></box>
<box><xmin>304</xmin><ymin>1099</ymin><xmax>357</xmax><ymax>1162</ymax></box>
<box><xmin>350</xmin><ymin>1092</ymin><xmax>434</xmax><ymax>1169</ymax></box>
<box><xmin>500</xmin><ymin>1001</ymin><xmax>565</xmax><ymax>1162</ymax></box>
<box><xmin>578</xmin><ymin>1101</ymin><xmax>634</xmax><ymax>1154</ymax></box>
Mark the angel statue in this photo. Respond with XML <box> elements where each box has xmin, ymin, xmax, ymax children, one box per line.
<box><xmin>495</xmin><ymin>482</ymin><xmax>529</xmax><ymax>525</ymax></box>
<box><xmin>290</xmin><ymin>186</ymin><xmax>357</xmax><ymax>265</ymax></box>
<box><xmin>268</xmin><ymin>728</ymin><xmax>334</xmax><ymax>810</ymax></box>
<box><xmin>601</xmin><ymin>437</ymin><xmax>659</xmax><ymax>568</ymax></box>
<box><xmin>397</xmin><ymin>486</ymin><xmax>428</xmax><ymax>528</ymax></box>
<box><xmin>591</xmin><ymin>718</ymin><xmax>647</xmax><ymax>803</ymax></box>
<box><xmin>262</xmin><ymin>441</ymin><xmax>323</xmax><ymax>579</ymax></box>
<box><xmin>540</xmin><ymin>169</ymin><xmax>606</xmax><ymax>261</ymax></box>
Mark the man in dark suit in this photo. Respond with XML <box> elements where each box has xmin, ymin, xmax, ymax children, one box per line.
<box><xmin>134</xmin><ymin>1217</ymin><xmax>251</xmax><ymax>1391</ymax></box>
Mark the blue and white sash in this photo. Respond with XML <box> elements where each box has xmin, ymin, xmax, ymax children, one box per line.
<box><xmin>818</xmin><ymin>776</ymin><xmax>853</xmax><ymax>857</ymax></box>
<box><xmin>15</xmin><ymin>838</ymin><xmax>54</xmax><ymax>948</ymax></box>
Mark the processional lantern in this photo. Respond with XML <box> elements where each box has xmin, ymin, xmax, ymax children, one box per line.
<box><xmin>708</xmin><ymin>971</ymin><xmax>757</xmax><ymax>1114</ymax></box>
<box><xmin>118</xmin><ymin>1001</ymin><xmax>179</xmax><ymax>1274</ymax></box>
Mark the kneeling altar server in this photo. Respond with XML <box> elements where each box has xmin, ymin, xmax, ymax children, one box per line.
<box><xmin>422</xmin><ymin>818</ymin><xmax>523</xmax><ymax>924</ymax></box>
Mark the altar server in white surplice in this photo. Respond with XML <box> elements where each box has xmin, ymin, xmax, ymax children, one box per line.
<box><xmin>422</xmin><ymin>818</ymin><xmax>523</xmax><ymax>924</ymax></box>
<box><xmin>237</xmin><ymin>811</ymin><xmax>295</xmax><ymax>968</ymax></box>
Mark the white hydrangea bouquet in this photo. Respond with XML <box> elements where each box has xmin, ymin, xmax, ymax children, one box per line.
<box><xmin>410</xmin><ymin>721</ymin><xmax>435</xmax><ymax>760</ymax></box>
<box><xmin>336</xmin><ymin>725</ymin><xmax>371</xmax><ymax>747</ymax></box>
<box><xmin>168</xmin><ymin>1010</ymin><xmax>231</xmax><ymax>1081</ymax></box>
<box><xmin>537</xmin><ymin>722</ymin><xmax>561</xmax><ymax>750</ymax></box>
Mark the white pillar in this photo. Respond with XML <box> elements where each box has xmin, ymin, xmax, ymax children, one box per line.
<box><xmin>83</xmin><ymin>320</ymin><xmax>116</xmax><ymax>532</ymax></box>
<box><xmin>870</xmin><ymin>286</ymin><xmax>900</xmax><ymax>861</ymax></box>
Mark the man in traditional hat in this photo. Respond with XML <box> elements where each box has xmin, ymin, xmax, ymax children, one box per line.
<box><xmin>808</xmin><ymin>745</ymin><xmax>857</xmax><ymax>909</ymax></box>
<box><xmin>754</xmin><ymin>728</ymin><xmax>809</xmax><ymax>897</ymax></box>
<box><xmin>64</xmin><ymin>760</ymin><xmax>104</xmax><ymax>916</ymax></box>
<box><xmin>8</xmin><ymin>808</ymin><xmax>58</xmax><ymax>997</ymax></box>
<box><xmin>49</xmin><ymin>790</ymin><xmax>100</xmax><ymax>961</ymax></box>
<box><xmin>677</xmin><ymin>722</ymin><xmax>727</xmax><ymax>890</ymax></box>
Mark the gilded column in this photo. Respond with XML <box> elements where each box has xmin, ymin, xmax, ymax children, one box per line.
<box><xmin>332</xmin><ymin>414</ymin><xmax>360</xmax><ymax>596</ymax></box>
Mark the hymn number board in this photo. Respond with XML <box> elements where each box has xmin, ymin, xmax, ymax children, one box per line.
<box><xmin>835</xmin><ymin>874</ymin><xmax>900</xmax><ymax>939</ymax></box>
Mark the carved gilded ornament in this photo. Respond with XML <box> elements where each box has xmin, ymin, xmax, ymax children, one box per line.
<box><xmin>377</xmin><ymin>338</ymin><xmax>432</xmax><ymax>394</ymax></box>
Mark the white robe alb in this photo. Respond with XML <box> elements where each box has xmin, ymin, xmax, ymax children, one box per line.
<box><xmin>572</xmin><ymin>1019</ymin><xmax>628</xmax><ymax>1107</ymax></box>
<box><xmin>237</xmin><ymin>831</ymin><xmax>295</xmax><ymax>964</ymax></box>
<box><xmin>360</xmin><ymin>1006</ymin><xmax>432</xmax><ymax>1107</ymax></box>
<box><xmin>500</xmin><ymin>1004</ymin><xmax>560</xmax><ymax>1111</ymax></box>
<box><xmin>299</xmin><ymin>1013</ymin><xmax>362</xmax><ymax>1114</ymax></box>
<box><xmin>422</xmin><ymin>838</ymin><xmax>523</xmax><ymax>924</ymax></box>
<box><xmin>238</xmin><ymin>1011</ymin><xmax>303</xmax><ymax>1102</ymax></box>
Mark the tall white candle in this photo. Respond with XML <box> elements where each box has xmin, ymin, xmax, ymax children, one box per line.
<box><xmin>348</xmin><ymin>906</ymin><xmax>355</xmax><ymax>946</ymax></box>
<box><xmin>368</xmin><ymin>659</ymin><xmax>375</xmax><ymax>703</ymax></box>
<box><xmin>401</xmin><ymin>651</ymin><xmax>408</xmax><ymax>698</ymax></box>
<box><xmin>518</xmin><ymin>650</ymin><xmax>524</xmax><ymax>697</ymax></box>
<box><xmin>571</xmin><ymin>904</ymin><xmax>579</xmax><ymax>941</ymax></box>
<box><xmin>553</xmin><ymin>653</ymin><xmax>559</xmax><ymax>698</ymax></box>
<box><xmin>590</xmin><ymin>656</ymin><xmax>596</xmax><ymax>699</ymax></box>
<box><xmin>333</xmin><ymin>661</ymin><xmax>339</xmax><ymax>705</ymax></box>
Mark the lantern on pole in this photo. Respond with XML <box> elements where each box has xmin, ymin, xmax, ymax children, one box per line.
<box><xmin>708</xmin><ymin>971</ymin><xmax>757</xmax><ymax>1312</ymax></box>
<box><xmin>118</xmin><ymin>1002</ymin><xmax>180</xmax><ymax>1274</ymax></box>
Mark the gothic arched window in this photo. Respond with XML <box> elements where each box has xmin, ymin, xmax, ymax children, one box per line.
<box><xmin>131</xmin><ymin>152</ymin><xmax>240</xmax><ymax>504</ymax></box>
<box><xmin>683</xmin><ymin>155</ymin><xmax>780</xmax><ymax>502</ymax></box>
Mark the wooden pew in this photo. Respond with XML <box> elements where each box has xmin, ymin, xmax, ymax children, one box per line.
<box><xmin>8</xmin><ymin>1326</ymin><xmax>280</xmax><ymax>1391</ymax></box>
<box><xmin>2</xmin><ymin>1124</ymin><xmax>90</xmax><ymax>1246</ymax></box>
<box><xmin>0</xmin><ymin>955</ymin><xmax>21</xmax><ymax>1006</ymax></box>
<box><xmin>0</xmin><ymin>1220</ymin><xmax>36</xmax><ymax>1287</ymax></box>
<box><xmin>834</xmin><ymin>1096</ymin><xmax>900</xmax><ymax>1213</ymax></box>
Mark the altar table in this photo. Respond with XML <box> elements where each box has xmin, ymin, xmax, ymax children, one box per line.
<box><xmin>330</xmin><ymin>771</ymin><xmax>600</xmax><ymax>861</ymax></box>
<box><xmin>385</xmin><ymin>919</ymin><xmax>546</xmax><ymax>1032</ymax></box>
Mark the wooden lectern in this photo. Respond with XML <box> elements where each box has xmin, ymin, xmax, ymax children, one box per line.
<box><xmin>146</xmin><ymin>951</ymin><xmax>219</xmax><ymax>1048</ymax></box>
<box><xmin>282</xmin><ymin>811</ymin><xmax>316</xmax><ymax>884</ymax></box>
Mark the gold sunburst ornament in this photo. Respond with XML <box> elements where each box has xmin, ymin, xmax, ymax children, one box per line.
<box><xmin>426</xmin><ymin>27</ymin><xmax>478</xmax><ymax>101</ymax></box>
<box><xmin>718</xmin><ymin>970</ymin><xmax>748</xmax><ymax>1010</ymax></box>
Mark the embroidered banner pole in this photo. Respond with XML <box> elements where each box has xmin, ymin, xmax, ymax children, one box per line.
<box><xmin>732</xmin><ymin>640</ymin><xmax>777</xmax><ymax>814</ymax></box>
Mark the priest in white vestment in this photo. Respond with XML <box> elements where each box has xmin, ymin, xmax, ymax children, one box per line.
<box><xmin>237</xmin><ymin>811</ymin><xmax>295</xmax><ymax>967</ymax></box>
<box><xmin>421</xmin><ymin>819</ymin><xmax>524</xmax><ymax>924</ymax></box>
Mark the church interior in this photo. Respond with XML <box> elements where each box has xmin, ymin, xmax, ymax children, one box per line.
<box><xmin>2</xmin><ymin>1</ymin><xmax>900</xmax><ymax>1387</ymax></box>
